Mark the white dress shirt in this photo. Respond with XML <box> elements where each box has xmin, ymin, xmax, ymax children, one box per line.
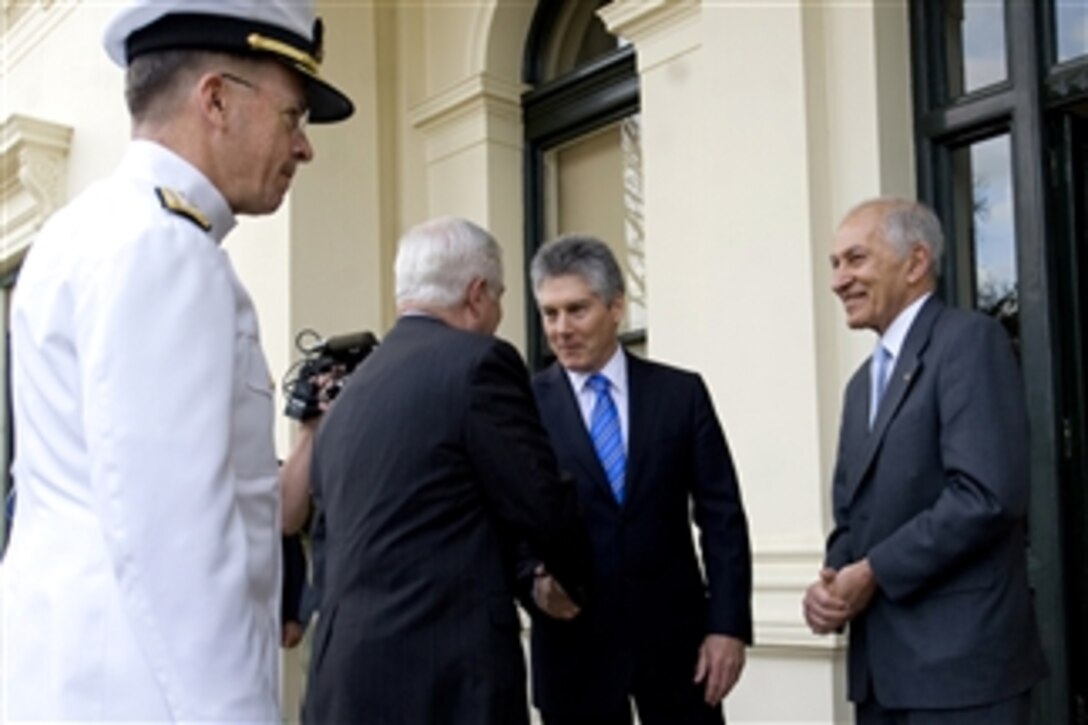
<box><xmin>564</xmin><ymin>345</ymin><xmax>629</xmax><ymax>453</ymax></box>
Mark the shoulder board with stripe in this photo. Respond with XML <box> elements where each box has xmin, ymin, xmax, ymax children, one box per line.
<box><xmin>155</xmin><ymin>186</ymin><xmax>212</xmax><ymax>232</ymax></box>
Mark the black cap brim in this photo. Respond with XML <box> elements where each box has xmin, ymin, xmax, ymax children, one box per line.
<box><xmin>291</xmin><ymin>64</ymin><xmax>354</xmax><ymax>124</ymax></box>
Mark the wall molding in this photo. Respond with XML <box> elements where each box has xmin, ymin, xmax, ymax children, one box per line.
<box><xmin>2</xmin><ymin>0</ymin><xmax>76</xmax><ymax>72</ymax></box>
<box><xmin>751</xmin><ymin>544</ymin><xmax>844</xmax><ymax>652</ymax></box>
<box><xmin>407</xmin><ymin>73</ymin><xmax>526</xmax><ymax>164</ymax></box>
<box><xmin>408</xmin><ymin>73</ymin><xmax>524</xmax><ymax>133</ymax></box>
<box><xmin>1</xmin><ymin>113</ymin><xmax>74</xmax><ymax>272</ymax></box>
<box><xmin>599</xmin><ymin>0</ymin><xmax>702</xmax><ymax>73</ymax></box>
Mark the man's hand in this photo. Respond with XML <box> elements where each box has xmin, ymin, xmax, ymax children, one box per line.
<box><xmin>313</xmin><ymin>364</ymin><xmax>348</xmax><ymax>413</ymax></box>
<box><xmin>803</xmin><ymin>567</ymin><xmax>849</xmax><ymax>634</ymax></box>
<box><xmin>828</xmin><ymin>558</ymin><xmax>876</xmax><ymax>619</ymax></box>
<box><xmin>282</xmin><ymin>621</ymin><xmax>304</xmax><ymax>649</ymax></box>
<box><xmin>531</xmin><ymin>564</ymin><xmax>580</xmax><ymax>620</ymax></box>
<box><xmin>693</xmin><ymin>634</ymin><xmax>745</xmax><ymax>706</ymax></box>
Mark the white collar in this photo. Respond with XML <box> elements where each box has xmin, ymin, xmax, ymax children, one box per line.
<box><xmin>121</xmin><ymin>139</ymin><xmax>236</xmax><ymax>244</ymax></box>
<box><xmin>564</xmin><ymin>344</ymin><xmax>627</xmax><ymax>397</ymax></box>
<box><xmin>879</xmin><ymin>292</ymin><xmax>932</xmax><ymax>359</ymax></box>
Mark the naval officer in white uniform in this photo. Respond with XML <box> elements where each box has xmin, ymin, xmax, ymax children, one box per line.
<box><xmin>0</xmin><ymin>1</ymin><xmax>354</xmax><ymax>720</ymax></box>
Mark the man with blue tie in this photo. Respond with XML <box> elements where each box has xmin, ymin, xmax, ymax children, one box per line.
<box><xmin>521</xmin><ymin>235</ymin><xmax>753</xmax><ymax>725</ymax></box>
<box><xmin>803</xmin><ymin>198</ymin><xmax>1047</xmax><ymax>724</ymax></box>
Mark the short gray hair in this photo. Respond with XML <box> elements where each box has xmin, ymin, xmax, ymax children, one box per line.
<box><xmin>530</xmin><ymin>234</ymin><xmax>624</xmax><ymax>304</ymax></box>
<box><xmin>394</xmin><ymin>216</ymin><xmax>503</xmax><ymax>309</ymax></box>
<box><xmin>126</xmin><ymin>50</ymin><xmax>219</xmax><ymax>122</ymax></box>
<box><xmin>848</xmin><ymin>197</ymin><xmax>945</xmax><ymax>278</ymax></box>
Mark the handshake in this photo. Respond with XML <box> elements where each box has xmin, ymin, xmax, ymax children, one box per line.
<box><xmin>282</xmin><ymin>329</ymin><xmax>379</xmax><ymax>421</ymax></box>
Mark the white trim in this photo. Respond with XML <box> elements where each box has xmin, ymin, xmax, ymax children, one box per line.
<box><xmin>2</xmin><ymin>0</ymin><xmax>75</xmax><ymax>72</ymax></box>
<box><xmin>407</xmin><ymin>73</ymin><xmax>524</xmax><ymax>132</ymax></box>
<box><xmin>407</xmin><ymin>73</ymin><xmax>525</xmax><ymax>164</ymax></box>
<box><xmin>0</xmin><ymin>113</ymin><xmax>73</xmax><ymax>272</ymax></box>
<box><xmin>599</xmin><ymin>0</ymin><xmax>702</xmax><ymax>73</ymax></box>
<box><xmin>751</xmin><ymin>545</ymin><xmax>844</xmax><ymax>652</ymax></box>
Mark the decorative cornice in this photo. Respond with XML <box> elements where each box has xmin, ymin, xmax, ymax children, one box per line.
<box><xmin>407</xmin><ymin>73</ymin><xmax>527</xmax><ymax>164</ymax></box>
<box><xmin>1</xmin><ymin>114</ymin><xmax>74</xmax><ymax>272</ymax></box>
<box><xmin>599</xmin><ymin>0</ymin><xmax>702</xmax><ymax>72</ymax></box>
<box><xmin>2</xmin><ymin>0</ymin><xmax>75</xmax><ymax>72</ymax></box>
<box><xmin>408</xmin><ymin>73</ymin><xmax>526</xmax><ymax>133</ymax></box>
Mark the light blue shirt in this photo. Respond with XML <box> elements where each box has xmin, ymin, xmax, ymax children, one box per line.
<box><xmin>564</xmin><ymin>345</ymin><xmax>629</xmax><ymax>454</ymax></box>
<box><xmin>877</xmin><ymin>292</ymin><xmax>933</xmax><ymax>369</ymax></box>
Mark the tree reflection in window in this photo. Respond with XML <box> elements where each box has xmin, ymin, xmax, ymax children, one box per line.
<box><xmin>952</xmin><ymin>135</ymin><xmax>1020</xmax><ymax>350</ymax></box>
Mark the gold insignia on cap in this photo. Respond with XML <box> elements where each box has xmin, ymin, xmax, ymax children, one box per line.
<box><xmin>155</xmin><ymin>187</ymin><xmax>212</xmax><ymax>232</ymax></box>
<box><xmin>247</xmin><ymin>33</ymin><xmax>320</xmax><ymax>75</ymax></box>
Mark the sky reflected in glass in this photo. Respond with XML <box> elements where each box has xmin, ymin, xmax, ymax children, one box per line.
<box><xmin>968</xmin><ymin>136</ymin><xmax>1018</xmax><ymax>316</ymax></box>
<box><xmin>1057</xmin><ymin>2</ymin><xmax>1088</xmax><ymax>62</ymax></box>
<box><xmin>959</xmin><ymin>1</ymin><xmax>1007</xmax><ymax>93</ymax></box>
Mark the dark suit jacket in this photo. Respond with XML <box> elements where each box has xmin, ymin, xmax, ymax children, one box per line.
<box><xmin>826</xmin><ymin>296</ymin><xmax>1047</xmax><ymax>709</ymax></box>
<box><xmin>523</xmin><ymin>353</ymin><xmax>752</xmax><ymax>715</ymax></box>
<box><xmin>304</xmin><ymin>316</ymin><xmax>587</xmax><ymax>725</ymax></box>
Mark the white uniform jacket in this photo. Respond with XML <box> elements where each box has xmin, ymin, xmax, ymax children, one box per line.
<box><xmin>0</xmin><ymin>141</ymin><xmax>281</xmax><ymax>722</ymax></box>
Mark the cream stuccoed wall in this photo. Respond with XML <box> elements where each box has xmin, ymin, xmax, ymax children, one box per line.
<box><xmin>405</xmin><ymin>0</ymin><xmax>535</xmax><ymax>351</ymax></box>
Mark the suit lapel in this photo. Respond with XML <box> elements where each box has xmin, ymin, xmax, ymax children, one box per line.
<box><xmin>846</xmin><ymin>296</ymin><xmax>943</xmax><ymax>502</ymax></box>
<box><xmin>537</xmin><ymin>364</ymin><xmax>618</xmax><ymax>506</ymax></box>
<box><xmin>624</xmin><ymin>354</ymin><xmax>649</xmax><ymax>507</ymax></box>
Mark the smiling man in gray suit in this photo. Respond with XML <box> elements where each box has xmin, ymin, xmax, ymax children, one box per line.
<box><xmin>803</xmin><ymin>198</ymin><xmax>1047</xmax><ymax>724</ymax></box>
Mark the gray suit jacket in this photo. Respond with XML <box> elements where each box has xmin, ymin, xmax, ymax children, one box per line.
<box><xmin>826</xmin><ymin>296</ymin><xmax>1047</xmax><ymax>709</ymax></box>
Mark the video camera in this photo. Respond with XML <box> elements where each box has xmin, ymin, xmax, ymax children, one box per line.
<box><xmin>282</xmin><ymin>329</ymin><xmax>379</xmax><ymax>421</ymax></box>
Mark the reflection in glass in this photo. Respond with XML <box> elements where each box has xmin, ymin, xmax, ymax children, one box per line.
<box><xmin>950</xmin><ymin>135</ymin><xmax>1019</xmax><ymax>346</ymax></box>
<box><xmin>1056</xmin><ymin>1</ymin><xmax>1088</xmax><ymax>62</ymax></box>
<box><xmin>543</xmin><ymin>116</ymin><xmax>645</xmax><ymax>337</ymax></box>
<box><xmin>944</xmin><ymin>0</ymin><xmax>1007</xmax><ymax>97</ymax></box>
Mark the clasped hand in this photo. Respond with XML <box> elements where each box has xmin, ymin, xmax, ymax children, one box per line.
<box><xmin>802</xmin><ymin>559</ymin><xmax>876</xmax><ymax>635</ymax></box>
<box><xmin>532</xmin><ymin>564</ymin><xmax>580</xmax><ymax>620</ymax></box>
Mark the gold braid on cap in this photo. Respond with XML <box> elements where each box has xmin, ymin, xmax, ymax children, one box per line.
<box><xmin>246</xmin><ymin>33</ymin><xmax>320</xmax><ymax>74</ymax></box>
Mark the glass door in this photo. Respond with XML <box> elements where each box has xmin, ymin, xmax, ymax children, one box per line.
<box><xmin>1052</xmin><ymin>108</ymin><xmax>1088</xmax><ymax>725</ymax></box>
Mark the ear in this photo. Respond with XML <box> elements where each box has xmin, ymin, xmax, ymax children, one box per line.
<box><xmin>905</xmin><ymin>243</ymin><xmax>932</xmax><ymax>285</ymax></box>
<box><xmin>196</xmin><ymin>73</ymin><xmax>229</xmax><ymax>128</ymax></box>
<box><xmin>464</xmin><ymin>277</ymin><xmax>489</xmax><ymax>316</ymax></box>
<box><xmin>609</xmin><ymin>293</ymin><xmax>627</xmax><ymax>325</ymax></box>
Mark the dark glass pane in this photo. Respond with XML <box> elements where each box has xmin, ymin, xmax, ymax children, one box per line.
<box><xmin>0</xmin><ymin>286</ymin><xmax>10</xmax><ymax>557</ymax></box>
<box><xmin>943</xmin><ymin>0</ymin><xmax>1007</xmax><ymax>97</ymax></box>
<box><xmin>950</xmin><ymin>135</ymin><xmax>1019</xmax><ymax>347</ymax></box>
<box><xmin>1056</xmin><ymin>0</ymin><xmax>1088</xmax><ymax>62</ymax></box>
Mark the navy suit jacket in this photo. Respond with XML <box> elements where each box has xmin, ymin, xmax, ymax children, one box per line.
<box><xmin>305</xmin><ymin>316</ymin><xmax>587</xmax><ymax>725</ymax></box>
<box><xmin>524</xmin><ymin>353</ymin><xmax>752</xmax><ymax>715</ymax></box>
<box><xmin>826</xmin><ymin>296</ymin><xmax>1047</xmax><ymax>708</ymax></box>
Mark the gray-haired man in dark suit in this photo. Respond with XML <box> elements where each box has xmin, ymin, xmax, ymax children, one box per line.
<box><xmin>304</xmin><ymin>216</ymin><xmax>587</xmax><ymax>725</ymax></box>
<box><xmin>803</xmin><ymin>198</ymin><xmax>1047</xmax><ymax>724</ymax></box>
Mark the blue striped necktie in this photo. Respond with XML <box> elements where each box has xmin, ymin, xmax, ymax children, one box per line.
<box><xmin>588</xmin><ymin>373</ymin><xmax>626</xmax><ymax>504</ymax></box>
